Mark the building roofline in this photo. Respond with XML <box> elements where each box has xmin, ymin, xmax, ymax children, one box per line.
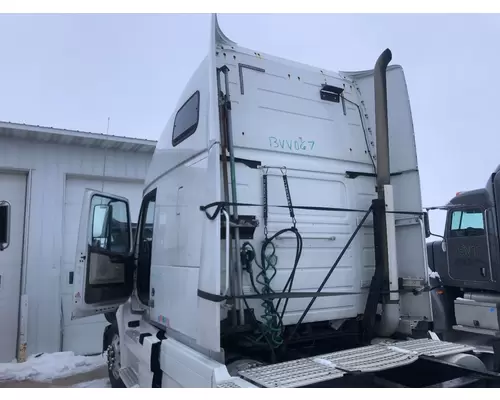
<box><xmin>0</xmin><ymin>120</ymin><xmax>157</xmax><ymax>147</ymax></box>
<box><xmin>0</xmin><ymin>120</ymin><xmax>157</xmax><ymax>153</ymax></box>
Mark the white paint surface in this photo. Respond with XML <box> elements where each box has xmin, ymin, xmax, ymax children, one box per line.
<box><xmin>0</xmin><ymin>134</ymin><xmax>152</xmax><ymax>358</ymax></box>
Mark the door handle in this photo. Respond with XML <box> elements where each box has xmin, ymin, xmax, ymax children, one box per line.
<box><xmin>69</xmin><ymin>271</ymin><xmax>74</xmax><ymax>284</ymax></box>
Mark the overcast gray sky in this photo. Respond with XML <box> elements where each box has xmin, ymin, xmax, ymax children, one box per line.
<box><xmin>0</xmin><ymin>13</ymin><xmax>498</xmax><ymax>234</ymax></box>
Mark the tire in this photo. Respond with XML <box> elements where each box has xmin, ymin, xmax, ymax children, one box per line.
<box><xmin>104</xmin><ymin>311</ymin><xmax>116</xmax><ymax>324</ymax></box>
<box><xmin>105</xmin><ymin>322</ymin><xmax>126</xmax><ymax>388</ymax></box>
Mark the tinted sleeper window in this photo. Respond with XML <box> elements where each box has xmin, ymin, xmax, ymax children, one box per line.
<box><xmin>172</xmin><ymin>91</ymin><xmax>200</xmax><ymax>146</ymax></box>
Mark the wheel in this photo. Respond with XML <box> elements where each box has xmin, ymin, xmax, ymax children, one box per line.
<box><xmin>105</xmin><ymin>322</ymin><xmax>125</xmax><ymax>388</ymax></box>
<box><xmin>104</xmin><ymin>311</ymin><xmax>116</xmax><ymax>324</ymax></box>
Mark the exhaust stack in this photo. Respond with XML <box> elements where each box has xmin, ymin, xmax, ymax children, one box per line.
<box><xmin>374</xmin><ymin>48</ymin><xmax>392</xmax><ymax>195</ymax></box>
<box><xmin>373</xmin><ymin>49</ymin><xmax>401</xmax><ymax>337</ymax></box>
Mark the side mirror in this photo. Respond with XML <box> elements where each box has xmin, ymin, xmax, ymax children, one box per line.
<box><xmin>0</xmin><ymin>201</ymin><xmax>11</xmax><ymax>251</ymax></box>
<box><xmin>423</xmin><ymin>211</ymin><xmax>431</xmax><ymax>238</ymax></box>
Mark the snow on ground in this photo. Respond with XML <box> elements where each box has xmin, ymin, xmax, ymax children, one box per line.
<box><xmin>428</xmin><ymin>268</ymin><xmax>440</xmax><ymax>279</ymax></box>
<box><xmin>0</xmin><ymin>351</ymin><xmax>106</xmax><ymax>382</ymax></box>
<box><xmin>72</xmin><ymin>378</ymin><xmax>111</xmax><ymax>388</ymax></box>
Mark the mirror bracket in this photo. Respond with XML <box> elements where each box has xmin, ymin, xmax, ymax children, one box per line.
<box><xmin>423</xmin><ymin>211</ymin><xmax>431</xmax><ymax>238</ymax></box>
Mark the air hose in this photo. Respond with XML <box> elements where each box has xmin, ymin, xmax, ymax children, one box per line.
<box><xmin>240</xmin><ymin>167</ymin><xmax>303</xmax><ymax>349</ymax></box>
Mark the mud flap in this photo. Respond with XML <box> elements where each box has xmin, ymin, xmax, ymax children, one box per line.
<box><xmin>151</xmin><ymin>331</ymin><xmax>166</xmax><ymax>388</ymax></box>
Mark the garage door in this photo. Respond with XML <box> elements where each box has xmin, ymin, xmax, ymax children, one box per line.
<box><xmin>0</xmin><ymin>171</ymin><xmax>27</xmax><ymax>362</ymax></box>
<box><xmin>61</xmin><ymin>176</ymin><xmax>143</xmax><ymax>355</ymax></box>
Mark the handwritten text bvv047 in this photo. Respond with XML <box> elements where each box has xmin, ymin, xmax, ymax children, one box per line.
<box><xmin>268</xmin><ymin>136</ymin><xmax>315</xmax><ymax>152</ymax></box>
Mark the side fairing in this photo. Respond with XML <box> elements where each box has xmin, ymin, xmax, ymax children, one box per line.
<box><xmin>146</xmin><ymin>15</ymin><xmax>222</xmax><ymax>353</ymax></box>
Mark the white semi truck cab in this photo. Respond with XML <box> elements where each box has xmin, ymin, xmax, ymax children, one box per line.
<box><xmin>25</xmin><ymin>15</ymin><xmax>500</xmax><ymax>388</ymax></box>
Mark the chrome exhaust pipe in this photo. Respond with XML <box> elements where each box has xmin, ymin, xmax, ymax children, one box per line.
<box><xmin>373</xmin><ymin>49</ymin><xmax>400</xmax><ymax>337</ymax></box>
<box><xmin>374</xmin><ymin>48</ymin><xmax>392</xmax><ymax>196</ymax></box>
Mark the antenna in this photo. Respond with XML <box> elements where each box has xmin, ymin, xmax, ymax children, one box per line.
<box><xmin>106</xmin><ymin>117</ymin><xmax>110</xmax><ymax>134</ymax></box>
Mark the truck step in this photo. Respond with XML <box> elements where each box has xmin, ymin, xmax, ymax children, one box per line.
<box><xmin>119</xmin><ymin>367</ymin><xmax>139</xmax><ymax>388</ymax></box>
<box><xmin>453</xmin><ymin>324</ymin><xmax>500</xmax><ymax>337</ymax></box>
<box><xmin>239</xmin><ymin>355</ymin><xmax>344</xmax><ymax>388</ymax></box>
<box><xmin>389</xmin><ymin>338</ymin><xmax>475</xmax><ymax>357</ymax></box>
<box><xmin>238</xmin><ymin>339</ymin><xmax>476</xmax><ymax>388</ymax></box>
<box><xmin>217</xmin><ymin>377</ymin><xmax>258</xmax><ymax>388</ymax></box>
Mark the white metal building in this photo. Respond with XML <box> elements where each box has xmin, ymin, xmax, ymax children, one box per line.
<box><xmin>0</xmin><ymin>121</ymin><xmax>156</xmax><ymax>362</ymax></box>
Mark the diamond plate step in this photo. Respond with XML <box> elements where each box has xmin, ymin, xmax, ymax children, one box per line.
<box><xmin>218</xmin><ymin>381</ymin><xmax>242</xmax><ymax>388</ymax></box>
<box><xmin>390</xmin><ymin>338</ymin><xmax>475</xmax><ymax>357</ymax></box>
<box><xmin>217</xmin><ymin>378</ymin><xmax>256</xmax><ymax>388</ymax></box>
<box><xmin>119</xmin><ymin>366</ymin><xmax>139</xmax><ymax>388</ymax></box>
<box><xmin>238</xmin><ymin>339</ymin><xmax>475</xmax><ymax>388</ymax></box>
<box><xmin>239</xmin><ymin>357</ymin><xmax>344</xmax><ymax>388</ymax></box>
<box><xmin>314</xmin><ymin>344</ymin><xmax>418</xmax><ymax>373</ymax></box>
<box><xmin>239</xmin><ymin>345</ymin><xmax>418</xmax><ymax>387</ymax></box>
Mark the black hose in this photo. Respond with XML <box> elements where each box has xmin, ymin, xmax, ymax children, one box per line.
<box><xmin>240</xmin><ymin>225</ymin><xmax>303</xmax><ymax>351</ymax></box>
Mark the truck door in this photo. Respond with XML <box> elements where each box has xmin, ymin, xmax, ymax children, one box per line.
<box><xmin>446</xmin><ymin>207</ymin><xmax>492</xmax><ymax>282</ymax></box>
<box><xmin>71</xmin><ymin>189</ymin><xmax>134</xmax><ymax>319</ymax></box>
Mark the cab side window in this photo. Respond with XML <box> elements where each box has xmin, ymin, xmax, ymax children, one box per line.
<box><xmin>449</xmin><ymin>209</ymin><xmax>485</xmax><ymax>238</ymax></box>
<box><xmin>136</xmin><ymin>189</ymin><xmax>156</xmax><ymax>305</ymax></box>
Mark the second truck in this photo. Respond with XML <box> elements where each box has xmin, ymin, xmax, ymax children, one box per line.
<box><xmin>428</xmin><ymin>165</ymin><xmax>500</xmax><ymax>362</ymax></box>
